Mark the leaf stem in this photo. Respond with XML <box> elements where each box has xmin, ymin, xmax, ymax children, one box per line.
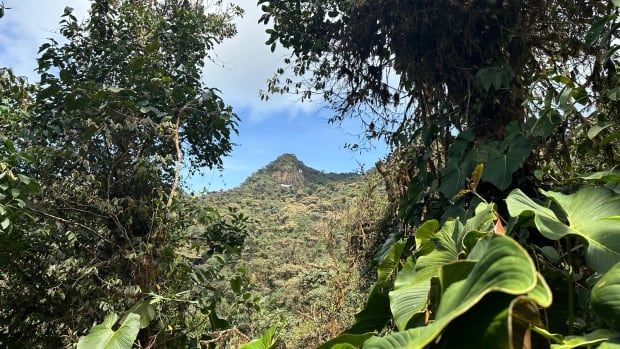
<box><xmin>566</xmin><ymin>237</ymin><xmax>574</xmax><ymax>335</ymax></box>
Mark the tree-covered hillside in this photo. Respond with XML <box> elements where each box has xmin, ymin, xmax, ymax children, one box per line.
<box><xmin>204</xmin><ymin>154</ymin><xmax>386</xmax><ymax>348</ymax></box>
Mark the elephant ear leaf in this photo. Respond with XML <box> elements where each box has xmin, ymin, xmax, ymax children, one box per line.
<box><xmin>506</xmin><ymin>186</ymin><xmax>620</xmax><ymax>273</ymax></box>
<box><xmin>591</xmin><ymin>261</ymin><xmax>620</xmax><ymax>328</ymax></box>
<box><xmin>364</xmin><ymin>236</ymin><xmax>537</xmax><ymax>349</ymax></box>
<box><xmin>77</xmin><ymin>313</ymin><xmax>140</xmax><ymax>349</ymax></box>
<box><xmin>480</xmin><ymin>131</ymin><xmax>532</xmax><ymax>191</ymax></box>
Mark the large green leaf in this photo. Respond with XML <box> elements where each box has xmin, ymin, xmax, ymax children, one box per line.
<box><xmin>77</xmin><ymin>313</ymin><xmax>140</xmax><ymax>349</ymax></box>
<box><xmin>389</xmin><ymin>257</ymin><xmax>432</xmax><ymax>330</ymax></box>
<box><xmin>506</xmin><ymin>187</ymin><xmax>620</xmax><ymax>273</ymax></box>
<box><xmin>414</xmin><ymin>220</ymin><xmax>439</xmax><ymax>256</ymax></box>
<box><xmin>388</xmin><ymin>205</ymin><xmax>496</xmax><ymax>331</ymax></box>
<box><xmin>591</xmin><ymin>261</ymin><xmax>620</xmax><ymax>327</ymax></box>
<box><xmin>414</xmin><ymin>220</ymin><xmax>465</xmax><ymax>282</ymax></box>
<box><xmin>477</xmin><ymin>126</ymin><xmax>532</xmax><ymax>191</ymax></box>
<box><xmin>384</xmin><ymin>221</ymin><xmax>463</xmax><ymax>330</ymax></box>
<box><xmin>582</xmin><ymin>170</ymin><xmax>620</xmax><ymax>184</ymax></box>
<box><xmin>527</xmin><ymin>273</ymin><xmax>553</xmax><ymax>308</ymax></box>
<box><xmin>439</xmin><ymin>162</ymin><xmax>467</xmax><ymax>198</ymax></box>
<box><xmin>376</xmin><ymin>241</ymin><xmax>406</xmax><ymax>287</ymax></box>
<box><xmin>434</xmin><ymin>236</ymin><xmax>536</xmax><ymax>319</ymax></box>
<box><xmin>347</xmin><ymin>289</ymin><xmax>392</xmax><ymax>334</ymax></box>
<box><xmin>463</xmin><ymin>202</ymin><xmax>496</xmax><ymax>235</ymax></box>
<box><xmin>126</xmin><ymin>299</ymin><xmax>157</xmax><ymax>330</ymax></box>
<box><xmin>364</xmin><ymin>236</ymin><xmax>537</xmax><ymax>349</ymax></box>
<box><xmin>438</xmin><ymin>293</ymin><xmax>547</xmax><ymax>349</ymax></box>
<box><xmin>439</xmin><ymin>132</ymin><xmax>475</xmax><ymax>198</ymax></box>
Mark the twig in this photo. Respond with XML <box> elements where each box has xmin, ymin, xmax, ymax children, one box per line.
<box><xmin>200</xmin><ymin>327</ymin><xmax>251</xmax><ymax>346</ymax></box>
<box><xmin>26</xmin><ymin>206</ymin><xmax>118</xmax><ymax>247</ymax></box>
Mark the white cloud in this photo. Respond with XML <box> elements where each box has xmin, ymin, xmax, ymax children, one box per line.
<box><xmin>0</xmin><ymin>0</ymin><xmax>89</xmax><ymax>80</ymax></box>
<box><xmin>0</xmin><ymin>0</ymin><xmax>314</xmax><ymax>119</ymax></box>
<box><xmin>204</xmin><ymin>1</ymin><xmax>319</xmax><ymax>120</ymax></box>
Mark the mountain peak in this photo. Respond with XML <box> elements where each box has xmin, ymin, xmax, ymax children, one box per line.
<box><xmin>263</xmin><ymin>154</ymin><xmax>309</xmax><ymax>188</ymax></box>
<box><xmin>241</xmin><ymin>153</ymin><xmax>359</xmax><ymax>190</ymax></box>
<box><xmin>265</xmin><ymin>153</ymin><xmax>304</xmax><ymax>173</ymax></box>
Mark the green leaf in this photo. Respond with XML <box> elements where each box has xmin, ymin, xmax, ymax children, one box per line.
<box><xmin>376</xmin><ymin>241</ymin><xmax>405</xmax><ymax>287</ymax></box>
<box><xmin>463</xmin><ymin>202</ymin><xmax>496</xmax><ymax>235</ymax></box>
<box><xmin>439</xmin><ymin>260</ymin><xmax>477</xmax><ymax>292</ymax></box>
<box><xmin>240</xmin><ymin>325</ymin><xmax>280</xmax><ymax>349</ymax></box>
<box><xmin>480</xmin><ymin>133</ymin><xmax>532</xmax><ymax>190</ymax></box>
<box><xmin>347</xmin><ymin>242</ymin><xmax>403</xmax><ymax>334</ymax></box>
<box><xmin>389</xmin><ymin>257</ymin><xmax>432</xmax><ymax>330</ymax></box>
<box><xmin>581</xmin><ymin>170</ymin><xmax>620</xmax><ymax>184</ymax></box>
<box><xmin>347</xmin><ymin>287</ymin><xmax>391</xmax><ymax>334</ymax></box>
<box><xmin>439</xmin><ymin>237</ymin><xmax>537</xmax><ymax>319</ymax></box>
<box><xmin>414</xmin><ymin>220</ymin><xmax>465</xmax><ymax>282</ymax></box>
<box><xmin>231</xmin><ymin>276</ymin><xmax>243</xmax><ymax>293</ymax></box>
<box><xmin>107</xmin><ymin>87</ymin><xmax>124</xmax><ymax>93</ymax></box>
<box><xmin>599</xmin><ymin>341</ymin><xmax>620</xmax><ymax>349</ymax></box>
<box><xmin>1</xmin><ymin>218</ymin><xmax>10</xmax><ymax>230</ymax></box>
<box><xmin>591</xmin><ymin>261</ymin><xmax>620</xmax><ymax>328</ymax></box>
<box><xmin>16</xmin><ymin>174</ymin><xmax>31</xmax><ymax>185</ymax></box>
<box><xmin>585</xmin><ymin>16</ymin><xmax>610</xmax><ymax>48</ymax></box>
<box><xmin>208</xmin><ymin>303</ymin><xmax>230</xmax><ymax>331</ymax></box>
<box><xmin>527</xmin><ymin>273</ymin><xmax>554</xmax><ymax>308</ymax></box>
<box><xmin>469</xmin><ymin>163</ymin><xmax>484</xmax><ymax>192</ymax></box>
<box><xmin>549</xmin><ymin>329</ymin><xmax>620</xmax><ymax>348</ymax></box>
<box><xmin>364</xmin><ymin>236</ymin><xmax>537</xmax><ymax>349</ymax></box>
<box><xmin>77</xmin><ymin>313</ymin><xmax>140</xmax><ymax>349</ymax></box>
<box><xmin>126</xmin><ymin>300</ymin><xmax>156</xmax><ymax>329</ymax></box>
<box><xmin>506</xmin><ymin>187</ymin><xmax>620</xmax><ymax>273</ymax></box>
<box><xmin>529</xmin><ymin>110</ymin><xmax>563</xmax><ymax>139</ymax></box>
<box><xmin>439</xmin><ymin>162</ymin><xmax>467</xmax><ymax>198</ymax></box>
<box><xmin>414</xmin><ymin>220</ymin><xmax>439</xmax><ymax>256</ymax></box>
<box><xmin>588</xmin><ymin>123</ymin><xmax>615</xmax><ymax>139</ymax></box>
<box><xmin>539</xmin><ymin>246</ymin><xmax>561</xmax><ymax>264</ymax></box>
<box><xmin>438</xmin><ymin>293</ymin><xmax>547</xmax><ymax>349</ymax></box>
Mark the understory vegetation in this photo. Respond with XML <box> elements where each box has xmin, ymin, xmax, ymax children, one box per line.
<box><xmin>1</xmin><ymin>0</ymin><xmax>620</xmax><ymax>348</ymax></box>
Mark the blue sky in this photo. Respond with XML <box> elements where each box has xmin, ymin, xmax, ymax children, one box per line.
<box><xmin>0</xmin><ymin>0</ymin><xmax>388</xmax><ymax>191</ymax></box>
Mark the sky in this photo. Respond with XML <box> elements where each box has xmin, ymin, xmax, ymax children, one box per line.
<box><xmin>0</xmin><ymin>0</ymin><xmax>388</xmax><ymax>191</ymax></box>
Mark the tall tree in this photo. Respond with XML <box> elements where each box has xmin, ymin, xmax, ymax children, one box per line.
<box><xmin>259</xmin><ymin>1</ymin><xmax>620</xmax><ymax>348</ymax></box>
<box><xmin>261</xmin><ymin>0</ymin><xmax>619</xmax><ymax>221</ymax></box>
<box><xmin>0</xmin><ymin>1</ymin><xmax>247</xmax><ymax>346</ymax></box>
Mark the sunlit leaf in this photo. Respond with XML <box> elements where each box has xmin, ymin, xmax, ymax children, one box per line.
<box><xmin>364</xmin><ymin>236</ymin><xmax>537</xmax><ymax>349</ymax></box>
<box><xmin>506</xmin><ymin>187</ymin><xmax>620</xmax><ymax>273</ymax></box>
<box><xmin>77</xmin><ymin>313</ymin><xmax>140</xmax><ymax>349</ymax></box>
<box><xmin>240</xmin><ymin>325</ymin><xmax>280</xmax><ymax>349</ymax></box>
<box><xmin>591</xmin><ymin>262</ymin><xmax>620</xmax><ymax>327</ymax></box>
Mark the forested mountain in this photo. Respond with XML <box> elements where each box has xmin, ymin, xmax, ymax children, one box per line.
<box><xmin>233</xmin><ymin>153</ymin><xmax>358</xmax><ymax>190</ymax></box>
<box><xmin>204</xmin><ymin>154</ymin><xmax>383</xmax><ymax>348</ymax></box>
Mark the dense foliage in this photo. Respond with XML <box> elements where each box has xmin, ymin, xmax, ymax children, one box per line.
<box><xmin>204</xmin><ymin>154</ymin><xmax>375</xmax><ymax>347</ymax></box>
<box><xmin>260</xmin><ymin>0</ymin><xmax>620</xmax><ymax>348</ymax></box>
<box><xmin>0</xmin><ymin>1</ymin><xmax>250</xmax><ymax>347</ymax></box>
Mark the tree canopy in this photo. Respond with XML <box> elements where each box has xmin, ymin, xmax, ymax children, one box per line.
<box><xmin>0</xmin><ymin>1</ymin><xmax>249</xmax><ymax>347</ymax></box>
